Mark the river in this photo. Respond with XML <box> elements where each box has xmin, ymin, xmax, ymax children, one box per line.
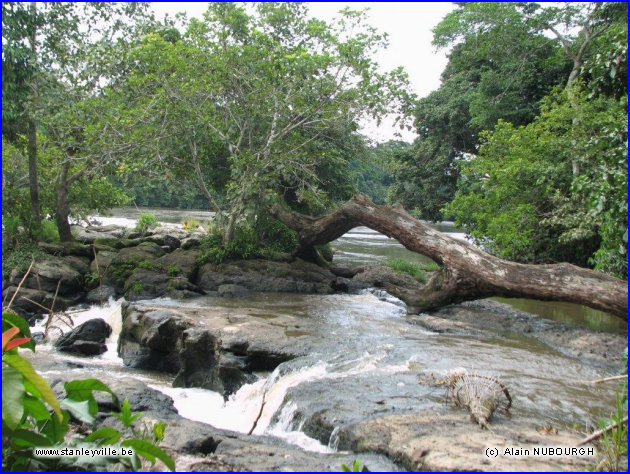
<box><xmin>24</xmin><ymin>206</ymin><xmax>622</xmax><ymax>466</ymax></box>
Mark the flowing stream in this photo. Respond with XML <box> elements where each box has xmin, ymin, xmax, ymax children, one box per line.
<box><xmin>27</xmin><ymin>207</ymin><xmax>625</xmax><ymax>454</ymax></box>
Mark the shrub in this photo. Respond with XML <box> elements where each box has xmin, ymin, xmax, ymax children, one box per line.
<box><xmin>384</xmin><ymin>259</ymin><xmax>440</xmax><ymax>283</ymax></box>
<box><xmin>181</xmin><ymin>218</ymin><xmax>200</xmax><ymax>231</ymax></box>
<box><xmin>166</xmin><ymin>265</ymin><xmax>180</xmax><ymax>276</ymax></box>
<box><xmin>2</xmin><ymin>312</ymin><xmax>175</xmax><ymax>471</ymax></box>
<box><xmin>38</xmin><ymin>219</ymin><xmax>60</xmax><ymax>243</ymax></box>
<box><xmin>134</xmin><ymin>213</ymin><xmax>158</xmax><ymax>235</ymax></box>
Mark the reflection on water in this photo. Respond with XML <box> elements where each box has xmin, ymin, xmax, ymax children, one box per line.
<box><xmin>493</xmin><ymin>297</ymin><xmax>627</xmax><ymax>334</ymax></box>
<box><xmin>332</xmin><ymin>226</ymin><xmax>625</xmax><ymax>334</ymax></box>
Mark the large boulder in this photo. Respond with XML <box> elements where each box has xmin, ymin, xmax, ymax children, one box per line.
<box><xmin>173</xmin><ymin>328</ymin><xmax>256</xmax><ymax>397</ymax></box>
<box><xmin>10</xmin><ymin>258</ymin><xmax>84</xmax><ymax>295</ymax></box>
<box><xmin>104</xmin><ymin>241</ymin><xmax>165</xmax><ymax>290</ymax></box>
<box><xmin>38</xmin><ymin>241</ymin><xmax>94</xmax><ymax>258</ymax></box>
<box><xmin>1</xmin><ymin>286</ymin><xmax>81</xmax><ymax>323</ymax></box>
<box><xmin>197</xmin><ymin>259</ymin><xmax>337</xmax><ymax>295</ymax></box>
<box><xmin>157</xmin><ymin>249</ymin><xmax>202</xmax><ymax>281</ymax></box>
<box><xmin>123</xmin><ymin>269</ymin><xmax>201</xmax><ymax>301</ymax></box>
<box><xmin>55</xmin><ymin>318</ymin><xmax>112</xmax><ymax>356</ymax></box>
<box><xmin>118</xmin><ymin>304</ymin><xmax>193</xmax><ymax>373</ymax></box>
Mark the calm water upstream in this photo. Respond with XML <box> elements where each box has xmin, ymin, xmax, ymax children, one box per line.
<box><xmin>96</xmin><ymin>207</ymin><xmax>626</xmax><ymax>334</ymax></box>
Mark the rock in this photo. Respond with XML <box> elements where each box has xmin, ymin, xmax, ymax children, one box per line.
<box><xmin>118</xmin><ymin>304</ymin><xmax>193</xmax><ymax>373</ymax></box>
<box><xmin>104</xmin><ymin>242</ymin><xmax>165</xmax><ymax>290</ymax></box>
<box><xmin>197</xmin><ymin>259</ymin><xmax>336</xmax><ymax>295</ymax></box>
<box><xmin>55</xmin><ymin>318</ymin><xmax>112</xmax><ymax>356</ymax></box>
<box><xmin>173</xmin><ymin>329</ymin><xmax>256</xmax><ymax>397</ymax></box>
<box><xmin>11</xmin><ymin>258</ymin><xmax>84</xmax><ymax>295</ymax></box>
<box><xmin>2</xmin><ymin>286</ymin><xmax>83</xmax><ymax>322</ymax></box>
<box><xmin>217</xmin><ymin>284</ymin><xmax>250</xmax><ymax>298</ymax></box>
<box><xmin>123</xmin><ymin>269</ymin><xmax>202</xmax><ymax>301</ymax></box>
<box><xmin>330</xmin><ymin>264</ymin><xmax>361</xmax><ymax>278</ymax></box>
<box><xmin>85</xmin><ymin>285</ymin><xmax>117</xmax><ymax>304</ymax></box>
<box><xmin>38</xmin><ymin>241</ymin><xmax>94</xmax><ymax>258</ymax></box>
<box><xmin>181</xmin><ymin>236</ymin><xmax>201</xmax><ymax>250</ymax></box>
<box><xmin>89</xmin><ymin>250</ymin><xmax>117</xmax><ymax>278</ymax></box>
<box><xmin>62</xmin><ymin>255</ymin><xmax>91</xmax><ymax>275</ymax></box>
<box><xmin>158</xmin><ymin>249</ymin><xmax>202</xmax><ymax>281</ymax></box>
<box><xmin>72</xmin><ymin>224</ymin><xmax>127</xmax><ymax>243</ymax></box>
<box><xmin>118</xmin><ymin>302</ymin><xmax>318</xmax><ymax>397</ymax></box>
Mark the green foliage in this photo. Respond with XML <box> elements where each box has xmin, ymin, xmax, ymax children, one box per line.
<box><xmin>129</xmin><ymin>282</ymin><xmax>144</xmax><ymax>293</ymax></box>
<box><xmin>444</xmin><ymin>85</ymin><xmax>627</xmax><ymax>273</ymax></box>
<box><xmin>390</xmin><ymin>2</ymin><xmax>571</xmax><ymax>220</ymax></box>
<box><xmin>38</xmin><ymin>219</ymin><xmax>60</xmax><ymax>243</ymax></box>
<box><xmin>109</xmin><ymin>3</ymin><xmax>412</xmax><ymax>234</ymax></box>
<box><xmin>2</xmin><ymin>312</ymin><xmax>175</xmax><ymax>472</ymax></box>
<box><xmin>198</xmin><ymin>212</ymin><xmax>299</xmax><ymax>264</ymax></box>
<box><xmin>341</xmin><ymin>459</ymin><xmax>370</xmax><ymax>472</ymax></box>
<box><xmin>134</xmin><ymin>213</ymin><xmax>158</xmax><ymax>235</ymax></box>
<box><xmin>384</xmin><ymin>259</ymin><xmax>439</xmax><ymax>283</ymax></box>
<box><xmin>136</xmin><ymin>259</ymin><xmax>161</xmax><ymax>271</ymax></box>
<box><xmin>2</xmin><ymin>242</ymin><xmax>47</xmax><ymax>281</ymax></box>
<box><xmin>166</xmin><ymin>265</ymin><xmax>180</xmax><ymax>277</ymax></box>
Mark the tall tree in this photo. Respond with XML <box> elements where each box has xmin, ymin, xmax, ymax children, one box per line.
<box><xmin>390</xmin><ymin>2</ymin><xmax>571</xmax><ymax>220</ymax></box>
<box><xmin>2</xmin><ymin>2</ymin><xmax>152</xmax><ymax>240</ymax></box>
<box><xmin>113</xmin><ymin>3</ymin><xmax>413</xmax><ymax>242</ymax></box>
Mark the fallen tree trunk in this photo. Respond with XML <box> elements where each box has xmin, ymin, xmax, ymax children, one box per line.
<box><xmin>268</xmin><ymin>194</ymin><xmax>627</xmax><ymax>319</ymax></box>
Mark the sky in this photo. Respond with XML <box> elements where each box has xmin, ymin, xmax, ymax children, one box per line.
<box><xmin>150</xmin><ymin>2</ymin><xmax>457</xmax><ymax>141</ymax></box>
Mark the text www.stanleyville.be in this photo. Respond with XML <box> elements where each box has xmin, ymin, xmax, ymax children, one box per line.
<box><xmin>34</xmin><ymin>446</ymin><xmax>134</xmax><ymax>459</ymax></box>
<box><xmin>485</xmin><ymin>446</ymin><xmax>596</xmax><ymax>458</ymax></box>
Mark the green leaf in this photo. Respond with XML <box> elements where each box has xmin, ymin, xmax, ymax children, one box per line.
<box><xmin>341</xmin><ymin>464</ymin><xmax>351</xmax><ymax>472</ymax></box>
<box><xmin>353</xmin><ymin>460</ymin><xmax>360</xmax><ymax>471</ymax></box>
<box><xmin>5</xmin><ymin>427</ymin><xmax>53</xmax><ymax>448</ymax></box>
<box><xmin>60</xmin><ymin>398</ymin><xmax>95</xmax><ymax>425</ymax></box>
<box><xmin>39</xmin><ymin>409</ymin><xmax>69</xmax><ymax>444</ymax></box>
<box><xmin>23</xmin><ymin>394</ymin><xmax>52</xmax><ymax>421</ymax></box>
<box><xmin>113</xmin><ymin>398</ymin><xmax>143</xmax><ymax>427</ymax></box>
<box><xmin>121</xmin><ymin>439</ymin><xmax>175</xmax><ymax>471</ymax></box>
<box><xmin>84</xmin><ymin>426</ymin><xmax>122</xmax><ymax>445</ymax></box>
<box><xmin>3</xmin><ymin>354</ymin><xmax>61</xmax><ymax>420</ymax></box>
<box><xmin>2</xmin><ymin>366</ymin><xmax>25</xmax><ymax>429</ymax></box>
<box><xmin>64</xmin><ymin>378</ymin><xmax>119</xmax><ymax>415</ymax></box>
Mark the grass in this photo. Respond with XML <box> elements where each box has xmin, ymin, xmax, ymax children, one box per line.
<box><xmin>384</xmin><ymin>259</ymin><xmax>440</xmax><ymax>283</ymax></box>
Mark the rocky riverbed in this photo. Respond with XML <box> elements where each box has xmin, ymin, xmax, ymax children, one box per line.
<box><xmin>7</xmin><ymin>223</ymin><xmax>628</xmax><ymax>471</ymax></box>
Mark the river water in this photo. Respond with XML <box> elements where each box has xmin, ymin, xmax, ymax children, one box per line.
<box><xmin>19</xmin><ymin>206</ymin><xmax>625</xmax><ymax>459</ymax></box>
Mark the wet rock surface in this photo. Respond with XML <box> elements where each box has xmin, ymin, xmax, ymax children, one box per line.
<box><xmin>410</xmin><ymin>299</ymin><xmax>627</xmax><ymax>371</ymax></box>
<box><xmin>55</xmin><ymin>318</ymin><xmax>112</xmax><ymax>355</ymax></box>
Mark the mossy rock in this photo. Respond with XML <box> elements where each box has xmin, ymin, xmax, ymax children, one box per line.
<box><xmin>104</xmin><ymin>242</ymin><xmax>165</xmax><ymax>290</ymax></box>
<box><xmin>38</xmin><ymin>241</ymin><xmax>94</xmax><ymax>258</ymax></box>
<box><xmin>93</xmin><ymin>237</ymin><xmax>138</xmax><ymax>250</ymax></box>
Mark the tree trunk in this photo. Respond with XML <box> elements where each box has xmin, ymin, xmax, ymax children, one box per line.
<box><xmin>268</xmin><ymin>194</ymin><xmax>627</xmax><ymax>319</ymax></box>
<box><xmin>55</xmin><ymin>161</ymin><xmax>73</xmax><ymax>242</ymax></box>
<box><xmin>28</xmin><ymin>118</ymin><xmax>41</xmax><ymax>230</ymax></box>
<box><xmin>27</xmin><ymin>2</ymin><xmax>40</xmax><ymax>231</ymax></box>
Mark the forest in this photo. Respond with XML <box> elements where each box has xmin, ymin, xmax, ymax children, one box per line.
<box><xmin>2</xmin><ymin>2</ymin><xmax>627</xmax><ymax>278</ymax></box>
<box><xmin>2</xmin><ymin>3</ymin><xmax>628</xmax><ymax>472</ymax></box>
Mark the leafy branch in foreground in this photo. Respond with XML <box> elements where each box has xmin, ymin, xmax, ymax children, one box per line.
<box><xmin>2</xmin><ymin>311</ymin><xmax>175</xmax><ymax>472</ymax></box>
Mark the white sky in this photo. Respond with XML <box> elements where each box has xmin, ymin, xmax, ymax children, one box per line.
<box><xmin>150</xmin><ymin>2</ymin><xmax>456</xmax><ymax>142</ymax></box>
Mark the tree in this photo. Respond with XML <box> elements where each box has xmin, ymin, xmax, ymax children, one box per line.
<box><xmin>268</xmin><ymin>194</ymin><xmax>627</xmax><ymax>318</ymax></box>
<box><xmin>442</xmin><ymin>3</ymin><xmax>628</xmax><ymax>277</ymax></box>
<box><xmin>389</xmin><ymin>2</ymin><xmax>571</xmax><ymax>220</ymax></box>
<box><xmin>112</xmin><ymin>2</ymin><xmax>413</xmax><ymax>242</ymax></box>
<box><xmin>2</xmin><ymin>2</ymin><xmax>152</xmax><ymax>241</ymax></box>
